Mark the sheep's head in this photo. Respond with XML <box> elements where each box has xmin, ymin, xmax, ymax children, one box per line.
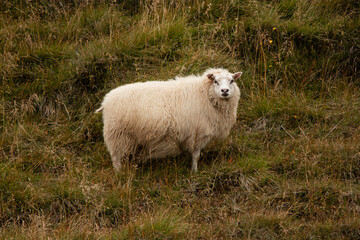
<box><xmin>207</xmin><ymin>71</ymin><xmax>242</xmax><ymax>99</ymax></box>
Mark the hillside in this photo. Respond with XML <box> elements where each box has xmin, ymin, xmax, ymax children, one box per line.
<box><xmin>1</xmin><ymin>0</ymin><xmax>360</xmax><ymax>239</ymax></box>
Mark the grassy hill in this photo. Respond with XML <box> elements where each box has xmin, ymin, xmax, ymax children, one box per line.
<box><xmin>1</xmin><ymin>0</ymin><xmax>360</xmax><ymax>239</ymax></box>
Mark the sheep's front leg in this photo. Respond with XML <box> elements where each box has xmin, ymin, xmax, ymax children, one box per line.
<box><xmin>191</xmin><ymin>149</ymin><xmax>201</xmax><ymax>173</ymax></box>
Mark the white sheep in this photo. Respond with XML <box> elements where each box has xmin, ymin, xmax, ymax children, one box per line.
<box><xmin>96</xmin><ymin>68</ymin><xmax>242</xmax><ymax>172</ymax></box>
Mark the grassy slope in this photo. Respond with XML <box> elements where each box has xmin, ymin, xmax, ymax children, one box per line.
<box><xmin>1</xmin><ymin>0</ymin><xmax>360</xmax><ymax>239</ymax></box>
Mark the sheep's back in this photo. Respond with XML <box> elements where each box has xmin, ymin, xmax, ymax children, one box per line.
<box><xmin>101</xmin><ymin>79</ymin><xmax>207</xmax><ymax>145</ymax></box>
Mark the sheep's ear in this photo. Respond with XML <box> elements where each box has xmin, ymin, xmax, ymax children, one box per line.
<box><xmin>232</xmin><ymin>72</ymin><xmax>243</xmax><ymax>80</ymax></box>
<box><xmin>207</xmin><ymin>73</ymin><xmax>215</xmax><ymax>81</ymax></box>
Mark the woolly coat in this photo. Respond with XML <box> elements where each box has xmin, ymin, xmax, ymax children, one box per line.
<box><xmin>96</xmin><ymin>68</ymin><xmax>240</xmax><ymax>171</ymax></box>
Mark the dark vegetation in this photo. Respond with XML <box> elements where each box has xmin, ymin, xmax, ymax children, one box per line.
<box><xmin>1</xmin><ymin>0</ymin><xmax>360</xmax><ymax>239</ymax></box>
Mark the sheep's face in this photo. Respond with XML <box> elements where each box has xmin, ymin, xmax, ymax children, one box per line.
<box><xmin>207</xmin><ymin>72</ymin><xmax>242</xmax><ymax>99</ymax></box>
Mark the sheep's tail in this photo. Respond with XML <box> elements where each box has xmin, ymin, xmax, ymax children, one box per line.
<box><xmin>95</xmin><ymin>106</ymin><xmax>103</xmax><ymax>114</ymax></box>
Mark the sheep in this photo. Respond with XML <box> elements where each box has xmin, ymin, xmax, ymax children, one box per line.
<box><xmin>95</xmin><ymin>68</ymin><xmax>242</xmax><ymax>173</ymax></box>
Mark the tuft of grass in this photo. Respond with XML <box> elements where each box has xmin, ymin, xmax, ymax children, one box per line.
<box><xmin>188</xmin><ymin>164</ymin><xmax>260</xmax><ymax>196</ymax></box>
<box><xmin>116</xmin><ymin>209</ymin><xmax>190</xmax><ymax>240</ymax></box>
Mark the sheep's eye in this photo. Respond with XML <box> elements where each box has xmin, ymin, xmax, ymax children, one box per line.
<box><xmin>230</xmin><ymin>80</ymin><xmax>234</xmax><ymax>84</ymax></box>
<box><xmin>214</xmin><ymin>80</ymin><xmax>219</xmax><ymax>85</ymax></box>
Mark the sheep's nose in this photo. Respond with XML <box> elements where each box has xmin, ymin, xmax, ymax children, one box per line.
<box><xmin>221</xmin><ymin>89</ymin><xmax>229</xmax><ymax>93</ymax></box>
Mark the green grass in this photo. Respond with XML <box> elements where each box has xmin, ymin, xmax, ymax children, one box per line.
<box><xmin>1</xmin><ymin>0</ymin><xmax>360</xmax><ymax>239</ymax></box>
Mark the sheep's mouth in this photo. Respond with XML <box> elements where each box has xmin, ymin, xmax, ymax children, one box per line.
<box><xmin>221</xmin><ymin>93</ymin><xmax>230</xmax><ymax>98</ymax></box>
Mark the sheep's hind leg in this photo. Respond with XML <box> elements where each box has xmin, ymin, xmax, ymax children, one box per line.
<box><xmin>110</xmin><ymin>135</ymin><xmax>134</xmax><ymax>172</ymax></box>
<box><xmin>111</xmin><ymin>153</ymin><xmax>124</xmax><ymax>172</ymax></box>
<box><xmin>191</xmin><ymin>149</ymin><xmax>201</xmax><ymax>173</ymax></box>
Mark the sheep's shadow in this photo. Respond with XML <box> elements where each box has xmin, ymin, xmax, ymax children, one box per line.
<box><xmin>135</xmin><ymin>153</ymin><xmax>191</xmax><ymax>174</ymax></box>
<box><xmin>131</xmin><ymin>148</ymin><xmax>224</xmax><ymax>175</ymax></box>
